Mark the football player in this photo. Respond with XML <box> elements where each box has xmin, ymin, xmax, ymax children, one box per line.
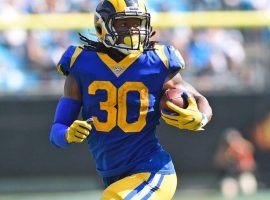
<box><xmin>50</xmin><ymin>0</ymin><xmax>212</xmax><ymax>199</ymax></box>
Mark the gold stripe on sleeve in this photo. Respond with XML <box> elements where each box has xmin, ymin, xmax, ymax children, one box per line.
<box><xmin>70</xmin><ymin>47</ymin><xmax>83</xmax><ymax>68</ymax></box>
<box><xmin>155</xmin><ymin>45</ymin><xmax>169</xmax><ymax>69</ymax></box>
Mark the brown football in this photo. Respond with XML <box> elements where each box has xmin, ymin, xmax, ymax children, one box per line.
<box><xmin>159</xmin><ymin>88</ymin><xmax>188</xmax><ymax>112</ymax></box>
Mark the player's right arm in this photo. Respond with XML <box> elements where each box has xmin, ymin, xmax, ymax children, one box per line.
<box><xmin>157</xmin><ymin>45</ymin><xmax>212</xmax><ymax>131</ymax></box>
<box><xmin>49</xmin><ymin>74</ymin><xmax>91</xmax><ymax>148</ymax></box>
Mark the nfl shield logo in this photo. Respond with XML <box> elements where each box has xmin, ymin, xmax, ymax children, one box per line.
<box><xmin>114</xmin><ymin>66</ymin><xmax>124</xmax><ymax>75</ymax></box>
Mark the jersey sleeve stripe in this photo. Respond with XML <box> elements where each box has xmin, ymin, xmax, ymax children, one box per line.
<box><xmin>154</xmin><ymin>45</ymin><xmax>169</xmax><ymax>69</ymax></box>
<box><xmin>70</xmin><ymin>46</ymin><xmax>83</xmax><ymax>68</ymax></box>
<box><xmin>56</xmin><ymin>64</ymin><xmax>64</xmax><ymax>76</ymax></box>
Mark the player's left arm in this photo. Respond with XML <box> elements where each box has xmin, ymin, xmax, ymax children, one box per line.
<box><xmin>162</xmin><ymin>71</ymin><xmax>213</xmax><ymax>131</ymax></box>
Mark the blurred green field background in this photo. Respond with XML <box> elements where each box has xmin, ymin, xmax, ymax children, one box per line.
<box><xmin>1</xmin><ymin>189</ymin><xmax>270</xmax><ymax>200</ymax></box>
<box><xmin>0</xmin><ymin>174</ymin><xmax>269</xmax><ymax>200</ymax></box>
<box><xmin>0</xmin><ymin>190</ymin><xmax>270</xmax><ymax>200</ymax></box>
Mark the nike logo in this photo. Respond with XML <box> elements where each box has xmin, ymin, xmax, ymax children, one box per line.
<box><xmin>184</xmin><ymin>118</ymin><xmax>195</xmax><ymax>125</ymax></box>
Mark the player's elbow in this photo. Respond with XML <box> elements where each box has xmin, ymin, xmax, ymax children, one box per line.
<box><xmin>197</xmin><ymin>95</ymin><xmax>213</xmax><ymax>122</ymax></box>
<box><xmin>49</xmin><ymin>129</ymin><xmax>59</xmax><ymax>148</ymax></box>
<box><xmin>206</xmin><ymin>101</ymin><xmax>213</xmax><ymax>122</ymax></box>
<box><xmin>49</xmin><ymin>126</ymin><xmax>61</xmax><ymax>148</ymax></box>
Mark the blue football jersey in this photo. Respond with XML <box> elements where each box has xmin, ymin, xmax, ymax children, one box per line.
<box><xmin>57</xmin><ymin>44</ymin><xmax>185</xmax><ymax>177</ymax></box>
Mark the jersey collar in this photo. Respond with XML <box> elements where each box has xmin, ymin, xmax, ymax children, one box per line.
<box><xmin>97</xmin><ymin>50</ymin><xmax>142</xmax><ymax>77</ymax></box>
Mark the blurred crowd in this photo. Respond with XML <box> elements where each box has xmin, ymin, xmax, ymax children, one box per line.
<box><xmin>0</xmin><ymin>0</ymin><xmax>270</xmax><ymax>94</ymax></box>
<box><xmin>215</xmin><ymin>128</ymin><xmax>257</xmax><ymax>198</ymax></box>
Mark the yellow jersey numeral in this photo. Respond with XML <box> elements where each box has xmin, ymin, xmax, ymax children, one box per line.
<box><xmin>88</xmin><ymin>81</ymin><xmax>117</xmax><ymax>132</ymax></box>
<box><xmin>88</xmin><ymin>81</ymin><xmax>149</xmax><ymax>133</ymax></box>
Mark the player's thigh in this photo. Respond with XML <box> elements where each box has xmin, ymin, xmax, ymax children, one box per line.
<box><xmin>101</xmin><ymin>172</ymin><xmax>151</xmax><ymax>200</ymax></box>
<box><xmin>101</xmin><ymin>172</ymin><xmax>177</xmax><ymax>200</ymax></box>
<box><xmin>148</xmin><ymin>173</ymin><xmax>177</xmax><ymax>200</ymax></box>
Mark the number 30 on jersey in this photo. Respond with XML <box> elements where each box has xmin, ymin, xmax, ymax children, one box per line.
<box><xmin>88</xmin><ymin>81</ymin><xmax>149</xmax><ymax>133</ymax></box>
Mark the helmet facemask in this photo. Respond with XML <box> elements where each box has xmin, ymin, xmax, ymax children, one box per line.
<box><xmin>110</xmin><ymin>12</ymin><xmax>150</xmax><ymax>51</ymax></box>
<box><xmin>96</xmin><ymin>9</ymin><xmax>151</xmax><ymax>54</ymax></box>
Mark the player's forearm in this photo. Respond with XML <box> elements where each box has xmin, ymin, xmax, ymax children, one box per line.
<box><xmin>49</xmin><ymin>97</ymin><xmax>81</xmax><ymax>148</ymax></box>
<box><xmin>181</xmin><ymin>80</ymin><xmax>212</xmax><ymax>122</ymax></box>
<box><xmin>50</xmin><ymin>123</ymin><xmax>70</xmax><ymax>148</ymax></box>
<box><xmin>194</xmin><ymin>95</ymin><xmax>213</xmax><ymax>122</ymax></box>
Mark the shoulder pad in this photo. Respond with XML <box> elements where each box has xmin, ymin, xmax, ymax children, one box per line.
<box><xmin>56</xmin><ymin>46</ymin><xmax>83</xmax><ymax>76</ymax></box>
<box><xmin>164</xmin><ymin>45</ymin><xmax>185</xmax><ymax>72</ymax></box>
<box><xmin>154</xmin><ymin>44</ymin><xmax>169</xmax><ymax>69</ymax></box>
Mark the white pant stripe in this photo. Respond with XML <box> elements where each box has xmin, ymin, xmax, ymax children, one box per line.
<box><xmin>130</xmin><ymin>174</ymin><xmax>162</xmax><ymax>200</ymax></box>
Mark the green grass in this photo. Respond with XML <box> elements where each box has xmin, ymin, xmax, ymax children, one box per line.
<box><xmin>1</xmin><ymin>190</ymin><xmax>270</xmax><ymax>200</ymax></box>
<box><xmin>0</xmin><ymin>175</ymin><xmax>269</xmax><ymax>200</ymax></box>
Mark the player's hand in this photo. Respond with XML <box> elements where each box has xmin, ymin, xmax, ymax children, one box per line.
<box><xmin>66</xmin><ymin>120</ymin><xmax>92</xmax><ymax>143</ymax></box>
<box><xmin>161</xmin><ymin>92</ymin><xmax>208</xmax><ymax>131</ymax></box>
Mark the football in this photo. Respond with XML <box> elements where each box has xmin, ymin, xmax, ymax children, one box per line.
<box><xmin>159</xmin><ymin>88</ymin><xmax>188</xmax><ymax>112</ymax></box>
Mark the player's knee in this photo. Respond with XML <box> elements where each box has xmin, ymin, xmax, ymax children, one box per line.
<box><xmin>101</xmin><ymin>189</ymin><xmax>123</xmax><ymax>200</ymax></box>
